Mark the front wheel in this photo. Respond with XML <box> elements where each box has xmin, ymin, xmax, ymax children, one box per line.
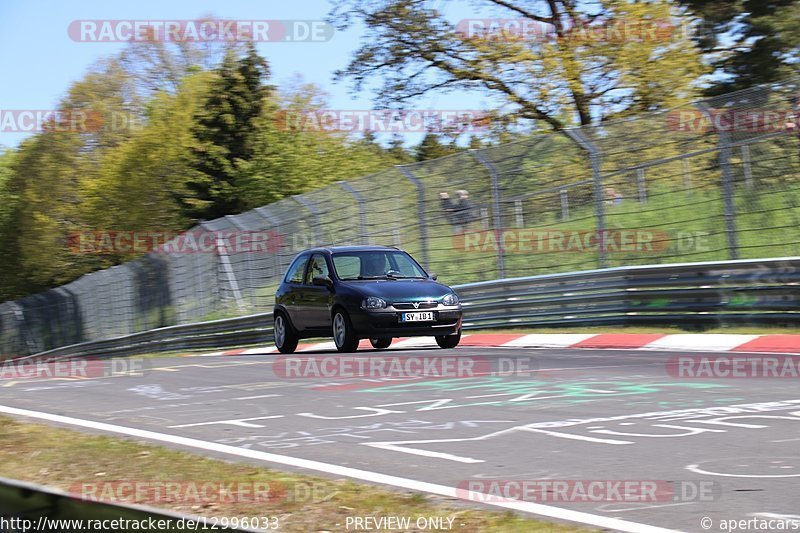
<box><xmin>274</xmin><ymin>313</ymin><xmax>299</xmax><ymax>354</ymax></box>
<box><xmin>370</xmin><ymin>338</ymin><xmax>392</xmax><ymax>350</ymax></box>
<box><xmin>333</xmin><ymin>310</ymin><xmax>359</xmax><ymax>353</ymax></box>
<box><xmin>435</xmin><ymin>330</ymin><xmax>461</xmax><ymax>349</ymax></box>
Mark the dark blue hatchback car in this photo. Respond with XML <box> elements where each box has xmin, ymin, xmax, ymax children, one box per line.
<box><xmin>273</xmin><ymin>246</ymin><xmax>462</xmax><ymax>353</ymax></box>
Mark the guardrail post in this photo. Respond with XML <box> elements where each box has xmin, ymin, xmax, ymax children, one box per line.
<box><xmin>338</xmin><ymin>181</ymin><xmax>369</xmax><ymax>245</ymax></box>
<box><xmin>696</xmin><ymin>102</ymin><xmax>739</xmax><ymax>260</ymax></box>
<box><xmin>397</xmin><ymin>166</ymin><xmax>430</xmax><ymax>269</ymax></box>
<box><xmin>472</xmin><ymin>151</ymin><xmax>506</xmax><ymax>279</ymax></box>
<box><xmin>564</xmin><ymin>130</ymin><xmax>607</xmax><ymax>268</ymax></box>
<box><xmin>292</xmin><ymin>195</ymin><xmax>323</xmax><ymax>246</ymax></box>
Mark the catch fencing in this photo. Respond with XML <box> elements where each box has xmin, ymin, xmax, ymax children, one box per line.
<box><xmin>2</xmin><ymin>78</ymin><xmax>800</xmax><ymax>356</ymax></box>
<box><xmin>26</xmin><ymin>257</ymin><xmax>800</xmax><ymax>361</ymax></box>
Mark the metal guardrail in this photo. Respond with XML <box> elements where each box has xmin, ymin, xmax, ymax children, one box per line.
<box><xmin>23</xmin><ymin>257</ymin><xmax>800</xmax><ymax>360</ymax></box>
<box><xmin>0</xmin><ymin>477</ymin><xmax>249</xmax><ymax>531</ymax></box>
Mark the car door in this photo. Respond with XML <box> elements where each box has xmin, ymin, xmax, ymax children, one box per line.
<box><xmin>278</xmin><ymin>254</ymin><xmax>309</xmax><ymax>330</ymax></box>
<box><xmin>299</xmin><ymin>253</ymin><xmax>333</xmax><ymax>332</ymax></box>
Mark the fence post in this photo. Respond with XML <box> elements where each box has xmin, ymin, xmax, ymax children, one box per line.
<box><xmin>338</xmin><ymin>181</ymin><xmax>369</xmax><ymax>245</ymax></box>
<box><xmin>514</xmin><ymin>199</ymin><xmax>524</xmax><ymax>228</ymax></box>
<box><xmin>253</xmin><ymin>206</ymin><xmax>282</xmax><ymax>283</ymax></box>
<box><xmin>560</xmin><ymin>189</ymin><xmax>570</xmax><ymax>220</ymax></box>
<box><xmin>741</xmin><ymin>144</ymin><xmax>753</xmax><ymax>188</ymax></box>
<box><xmin>564</xmin><ymin>130</ymin><xmax>607</xmax><ymax>268</ymax></box>
<box><xmin>637</xmin><ymin>167</ymin><xmax>647</xmax><ymax>203</ymax></box>
<box><xmin>472</xmin><ymin>150</ymin><xmax>506</xmax><ymax>279</ymax></box>
<box><xmin>682</xmin><ymin>158</ymin><xmax>692</xmax><ymax>192</ymax></box>
<box><xmin>697</xmin><ymin>102</ymin><xmax>739</xmax><ymax>260</ymax></box>
<box><xmin>292</xmin><ymin>195</ymin><xmax>323</xmax><ymax>246</ymax></box>
<box><xmin>397</xmin><ymin>166</ymin><xmax>429</xmax><ymax>269</ymax></box>
<box><xmin>200</xmin><ymin>222</ymin><xmax>246</xmax><ymax>314</ymax></box>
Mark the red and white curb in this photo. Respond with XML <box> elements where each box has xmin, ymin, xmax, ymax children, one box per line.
<box><xmin>182</xmin><ymin>333</ymin><xmax>800</xmax><ymax>357</ymax></box>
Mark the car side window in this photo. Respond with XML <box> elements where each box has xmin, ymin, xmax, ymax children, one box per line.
<box><xmin>304</xmin><ymin>254</ymin><xmax>329</xmax><ymax>284</ymax></box>
<box><xmin>285</xmin><ymin>255</ymin><xmax>309</xmax><ymax>284</ymax></box>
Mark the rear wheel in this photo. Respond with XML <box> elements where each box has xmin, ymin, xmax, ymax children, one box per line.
<box><xmin>435</xmin><ymin>330</ymin><xmax>461</xmax><ymax>349</ymax></box>
<box><xmin>333</xmin><ymin>310</ymin><xmax>359</xmax><ymax>353</ymax></box>
<box><xmin>370</xmin><ymin>338</ymin><xmax>392</xmax><ymax>350</ymax></box>
<box><xmin>274</xmin><ymin>313</ymin><xmax>299</xmax><ymax>354</ymax></box>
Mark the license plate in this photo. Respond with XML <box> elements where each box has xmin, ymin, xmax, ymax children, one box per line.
<box><xmin>399</xmin><ymin>311</ymin><xmax>435</xmax><ymax>322</ymax></box>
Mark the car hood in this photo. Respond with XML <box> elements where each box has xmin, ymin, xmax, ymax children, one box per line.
<box><xmin>339</xmin><ymin>279</ymin><xmax>453</xmax><ymax>302</ymax></box>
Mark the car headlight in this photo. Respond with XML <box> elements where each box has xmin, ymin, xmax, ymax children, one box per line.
<box><xmin>363</xmin><ymin>296</ymin><xmax>388</xmax><ymax>309</ymax></box>
<box><xmin>442</xmin><ymin>293</ymin><xmax>459</xmax><ymax>306</ymax></box>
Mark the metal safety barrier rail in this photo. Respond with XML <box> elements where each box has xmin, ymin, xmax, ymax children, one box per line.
<box><xmin>24</xmin><ymin>256</ymin><xmax>800</xmax><ymax>360</ymax></box>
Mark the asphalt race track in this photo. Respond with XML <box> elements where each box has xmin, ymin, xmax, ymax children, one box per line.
<box><xmin>1</xmin><ymin>345</ymin><xmax>799</xmax><ymax>532</ymax></box>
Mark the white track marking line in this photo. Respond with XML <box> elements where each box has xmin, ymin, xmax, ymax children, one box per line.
<box><xmin>0</xmin><ymin>404</ymin><xmax>676</xmax><ymax>533</ymax></box>
<box><xmin>299</xmin><ymin>341</ymin><xmax>339</xmax><ymax>352</ymax></box>
<box><xmin>391</xmin><ymin>337</ymin><xmax>439</xmax><ymax>349</ymax></box>
<box><xmin>233</xmin><ymin>394</ymin><xmax>281</xmax><ymax>401</ymax></box>
<box><xmin>643</xmin><ymin>334</ymin><xmax>760</xmax><ymax>352</ymax></box>
<box><xmin>502</xmin><ymin>333</ymin><xmax>596</xmax><ymax>347</ymax></box>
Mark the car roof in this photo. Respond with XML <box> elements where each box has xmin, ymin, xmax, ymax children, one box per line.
<box><xmin>302</xmin><ymin>245</ymin><xmax>401</xmax><ymax>254</ymax></box>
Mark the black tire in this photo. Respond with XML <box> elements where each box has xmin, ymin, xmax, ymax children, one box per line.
<box><xmin>370</xmin><ymin>338</ymin><xmax>392</xmax><ymax>350</ymax></box>
<box><xmin>435</xmin><ymin>330</ymin><xmax>461</xmax><ymax>349</ymax></box>
<box><xmin>274</xmin><ymin>312</ymin><xmax>299</xmax><ymax>354</ymax></box>
<box><xmin>333</xmin><ymin>310</ymin><xmax>359</xmax><ymax>353</ymax></box>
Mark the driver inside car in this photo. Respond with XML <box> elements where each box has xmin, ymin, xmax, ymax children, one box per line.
<box><xmin>361</xmin><ymin>254</ymin><xmax>386</xmax><ymax>277</ymax></box>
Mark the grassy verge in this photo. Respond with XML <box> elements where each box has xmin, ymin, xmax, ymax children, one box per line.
<box><xmin>0</xmin><ymin>416</ymin><xmax>585</xmax><ymax>532</ymax></box>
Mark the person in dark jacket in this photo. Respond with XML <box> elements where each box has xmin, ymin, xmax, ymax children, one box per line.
<box><xmin>439</xmin><ymin>191</ymin><xmax>456</xmax><ymax>228</ymax></box>
<box><xmin>452</xmin><ymin>190</ymin><xmax>478</xmax><ymax>233</ymax></box>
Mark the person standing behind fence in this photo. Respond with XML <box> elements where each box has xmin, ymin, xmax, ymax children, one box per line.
<box><xmin>439</xmin><ymin>191</ymin><xmax>456</xmax><ymax>228</ymax></box>
<box><xmin>453</xmin><ymin>189</ymin><xmax>479</xmax><ymax>233</ymax></box>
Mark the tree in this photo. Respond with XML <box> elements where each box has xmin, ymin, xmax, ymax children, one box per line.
<box><xmin>387</xmin><ymin>134</ymin><xmax>414</xmax><ymax>164</ymax></box>
<box><xmin>331</xmin><ymin>0</ymin><xmax>707</xmax><ymax>130</ymax></box>
<box><xmin>186</xmin><ymin>43</ymin><xmax>271</xmax><ymax>220</ymax></box>
<box><xmin>82</xmin><ymin>72</ymin><xmax>213</xmax><ymax>256</ymax></box>
<box><xmin>238</xmin><ymin>82</ymin><xmax>400</xmax><ymax>207</ymax></box>
<box><xmin>678</xmin><ymin>0</ymin><xmax>799</xmax><ymax>94</ymax></box>
<box><xmin>415</xmin><ymin>132</ymin><xmax>457</xmax><ymax>161</ymax></box>
<box><xmin>0</xmin><ymin>149</ymin><xmax>20</xmax><ymax>299</ymax></box>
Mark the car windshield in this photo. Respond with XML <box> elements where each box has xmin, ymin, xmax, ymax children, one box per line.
<box><xmin>332</xmin><ymin>251</ymin><xmax>428</xmax><ymax>280</ymax></box>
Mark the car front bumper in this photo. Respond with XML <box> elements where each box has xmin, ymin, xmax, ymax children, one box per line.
<box><xmin>349</xmin><ymin>306</ymin><xmax>462</xmax><ymax>338</ymax></box>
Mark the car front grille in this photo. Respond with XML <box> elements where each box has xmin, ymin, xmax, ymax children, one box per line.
<box><xmin>393</xmin><ymin>301</ymin><xmax>439</xmax><ymax>310</ymax></box>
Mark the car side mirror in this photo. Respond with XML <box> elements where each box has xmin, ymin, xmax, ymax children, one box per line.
<box><xmin>312</xmin><ymin>275</ymin><xmax>333</xmax><ymax>289</ymax></box>
<box><xmin>428</xmin><ymin>273</ymin><xmax>438</xmax><ymax>280</ymax></box>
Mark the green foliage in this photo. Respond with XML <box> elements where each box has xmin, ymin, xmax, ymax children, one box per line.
<box><xmin>186</xmin><ymin>44</ymin><xmax>271</xmax><ymax>220</ymax></box>
<box><xmin>678</xmin><ymin>0</ymin><xmax>800</xmax><ymax>94</ymax></box>
<box><xmin>332</xmin><ymin>0</ymin><xmax>708</xmax><ymax>129</ymax></box>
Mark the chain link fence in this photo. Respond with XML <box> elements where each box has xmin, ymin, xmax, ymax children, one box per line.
<box><xmin>2</xmin><ymin>77</ymin><xmax>800</xmax><ymax>356</ymax></box>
